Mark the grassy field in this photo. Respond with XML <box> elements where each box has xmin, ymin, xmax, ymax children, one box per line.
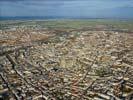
<box><xmin>0</xmin><ymin>19</ymin><xmax>133</xmax><ymax>30</ymax></box>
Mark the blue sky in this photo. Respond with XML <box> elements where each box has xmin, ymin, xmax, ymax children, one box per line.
<box><xmin>0</xmin><ymin>0</ymin><xmax>133</xmax><ymax>18</ymax></box>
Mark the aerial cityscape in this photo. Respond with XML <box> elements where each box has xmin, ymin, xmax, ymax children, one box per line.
<box><xmin>0</xmin><ymin>0</ymin><xmax>133</xmax><ymax>100</ymax></box>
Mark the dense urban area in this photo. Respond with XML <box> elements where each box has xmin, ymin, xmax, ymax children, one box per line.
<box><xmin>0</xmin><ymin>20</ymin><xmax>133</xmax><ymax>100</ymax></box>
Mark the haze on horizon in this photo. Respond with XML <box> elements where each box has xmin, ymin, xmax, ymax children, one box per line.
<box><xmin>0</xmin><ymin>0</ymin><xmax>133</xmax><ymax>19</ymax></box>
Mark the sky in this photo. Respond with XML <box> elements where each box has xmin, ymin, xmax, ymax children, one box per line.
<box><xmin>0</xmin><ymin>0</ymin><xmax>133</xmax><ymax>18</ymax></box>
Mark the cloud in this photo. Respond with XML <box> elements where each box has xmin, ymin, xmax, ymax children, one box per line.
<box><xmin>0</xmin><ymin>0</ymin><xmax>133</xmax><ymax>18</ymax></box>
